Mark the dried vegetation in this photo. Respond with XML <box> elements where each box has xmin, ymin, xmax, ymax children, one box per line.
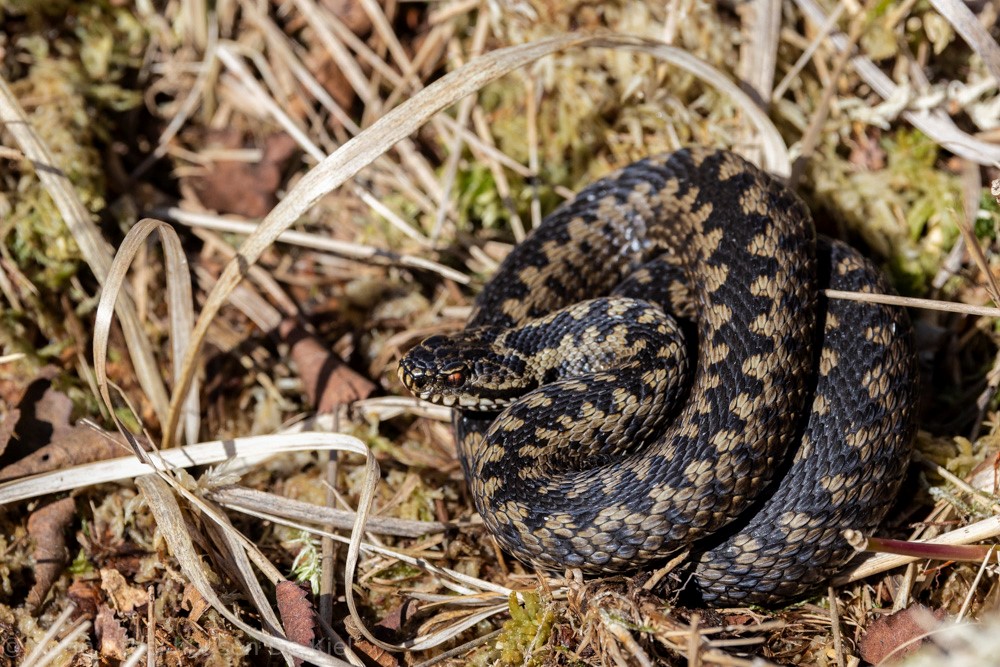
<box><xmin>1</xmin><ymin>0</ymin><xmax>1000</xmax><ymax>664</ymax></box>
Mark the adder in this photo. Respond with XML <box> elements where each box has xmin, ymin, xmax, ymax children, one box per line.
<box><xmin>398</xmin><ymin>147</ymin><xmax>917</xmax><ymax>605</ymax></box>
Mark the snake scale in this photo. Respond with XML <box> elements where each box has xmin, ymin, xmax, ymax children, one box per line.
<box><xmin>399</xmin><ymin>148</ymin><xmax>917</xmax><ymax>605</ymax></box>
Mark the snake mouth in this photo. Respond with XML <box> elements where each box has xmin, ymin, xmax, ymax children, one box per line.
<box><xmin>399</xmin><ymin>360</ymin><xmax>508</xmax><ymax>410</ymax></box>
<box><xmin>418</xmin><ymin>391</ymin><xmax>504</xmax><ymax>410</ymax></box>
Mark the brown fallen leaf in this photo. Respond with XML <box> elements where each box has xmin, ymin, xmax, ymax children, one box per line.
<box><xmin>182</xmin><ymin>583</ymin><xmax>210</xmax><ymax>623</ymax></box>
<box><xmin>280</xmin><ymin>320</ymin><xmax>375</xmax><ymax>412</ymax></box>
<box><xmin>968</xmin><ymin>450</ymin><xmax>1000</xmax><ymax>496</ymax></box>
<box><xmin>26</xmin><ymin>496</ymin><xmax>77</xmax><ymax>609</ymax></box>
<box><xmin>319</xmin><ymin>0</ymin><xmax>372</xmax><ymax>34</ymax></box>
<box><xmin>350</xmin><ymin>638</ymin><xmax>399</xmax><ymax>667</ymax></box>
<box><xmin>67</xmin><ymin>579</ymin><xmax>103</xmax><ymax>617</ymax></box>
<box><xmin>859</xmin><ymin>604</ymin><xmax>948</xmax><ymax>665</ymax></box>
<box><xmin>0</xmin><ymin>423</ymin><xmax>129</xmax><ymax>482</ymax></box>
<box><xmin>276</xmin><ymin>581</ymin><xmax>316</xmax><ymax>667</ymax></box>
<box><xmin>0</xmin><ymin>407</ymin><xmax>18</xmax><ymax>459</ymax></box>
<box><xmin>0</xmin><ymin>374</ymin><xmax>130</xmax><ymax>481</ymax></box>
<box><xmin>376</xmin><ymin>598</ymin><xmax>418</xmax><ymax>635</ymax></box>
<box><xmin>100</xmin><ymin>568</ymin><xmax>149</xmax><ymax>613</ymax></box>
<box><xmin>344</xmin><ymin>616</ymin><xmax>398</xmax><ymax>667</ymax></box>
<box><xmin>183</xmin><ymin>129</ymin><xmax>299</xmax><ymax>218</ymax></box>
<box><xmin>95</xmin><ymin>604</ymin><xmax>128</xmax><ymax>660</ymax></box>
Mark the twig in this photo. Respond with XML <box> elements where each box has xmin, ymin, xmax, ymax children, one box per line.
<box><xmin>788</xmin><ymin>3</ymin><xmax>868</xmax><ymax>187</ymax></box>
<box><xmin>825</xmin><ymin>290</ymin><xmax>1000</xmax><ymax>319</ymax></box>
<box><xmin>837</xmin><ymin>515</ymin><xmax>1000</xmax><ymax>583</ymax></box>
<box><xmin>828</xmin><ymin>587</ymin><xmax>845</xmax><ymax>667</ymax></box>
<box><xmin>956</xmin><ymin>547</ymin><xmax>997</xmax><ymax>622</ymax></box>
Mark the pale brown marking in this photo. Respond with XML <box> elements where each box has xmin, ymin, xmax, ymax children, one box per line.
<box><xmin>819</xmin><ymin>346</ymin><xmax>839</xmax><ymax>376</ymax></box>
<box><xmin>715</xmin><ymin>153</ymin><xmax>747</xmax><ymax>180</ymax></box>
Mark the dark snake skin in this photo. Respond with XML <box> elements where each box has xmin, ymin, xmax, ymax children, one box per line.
<box><xmin>398</xmin><ymin>148</ymin><xmax>917</xmax><ymax>605</ymax></box>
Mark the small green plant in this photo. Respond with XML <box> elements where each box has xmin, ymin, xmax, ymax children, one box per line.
<box><xmin>474</xmin><ymin>591</ymin><xmax>556</xmax><ymax>666</ymax></box>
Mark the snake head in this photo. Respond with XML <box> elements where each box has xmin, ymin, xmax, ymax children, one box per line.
<box><xmin>397</xmin><ymin>330</ymin><xmax>530</xmax><ymax>411</ymax></box>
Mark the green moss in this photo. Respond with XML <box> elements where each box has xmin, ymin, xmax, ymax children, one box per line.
<box><xmin>807</xmin><ymin>128</ymin><xmax>985</xmax><ymax>295</ymax></box>
<box><xmin>288</xmin><ymin>531</ymin><xmax>322</xmax><ymax>594</ymax></box>
<box><xmin>978</xmin><ymin>192</ymin><xmax>1000</xmax><ymax>241</ymax></box>
<box><xmin>454</xmin><ymin>164</ymin><xmax>508</xmax><ymax>231</ymax></box>
<box><xmin>67</xmin><ymin>548</ymin><xmax>94</xmax><ymax>576</ymax></box>
<box><xmin>471</xmin><ymin>591</ymin><xmax>556</xmax><ymax>666</ymax></box>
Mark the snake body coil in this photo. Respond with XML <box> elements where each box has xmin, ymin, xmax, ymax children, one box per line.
<box><xmin>399</xmin><ymin>148</ymin><xmax>917</xmax><ymax>605</ymax></box>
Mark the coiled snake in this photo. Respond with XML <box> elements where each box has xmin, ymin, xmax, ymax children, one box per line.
<box><xmin>399</xmin><ymin>148</ymin><xmax>917</xmax><ymax>605</ymax></box>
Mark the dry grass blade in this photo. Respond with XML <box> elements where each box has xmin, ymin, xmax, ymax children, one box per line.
<box><xmin>225</xmin><ymin>484</ymin><xmax>518</xmax><ymax>650</ymax></box>
<box><xmin>0</xmin><ymin>78</ymin><xmax>171</xmax><ymax>425</ymax></box>
<box><xmin>120</xmin><ymin>645</ymin><xmax>146</xmax><ymax>667</ymax></box>
<box><xmin>208</xmin><ymin>485</ymin><xmax>451</xmax><ymax>537</ymax></box>
<box><xmin>956</xmin><ymin>161</ymin><xmax>1000</xmax><ymax>306</ymax></box>
<box><xmin>92</xmin><ymin>218</ymin><xmax>200</xmax><ymax>447</ymax></box>
<box><xmin>794</xmin><ymin>0</ymin><xmax>1000</xmax><ymax>165</ymax></box>
<box><xmin>353</xmin><ymin>396</ymin><xmax>453</xmax><ymax>422</ymax></box>
<box><xmin>827</xmin><ymin>587</ymin><xmax>845</xmax><ymax>667</ymax></box>
<box><xmin>411</xmin><ymin>629</ymin><xmax>502</xmax><ymax>667</ymax></box>
<box><xmin>20</xmin><ymin>604</ymin><xmax>77</xmax><ymax>667</ymax></box>
<box><xmin>135</xmin><ymin>475</ymin><xmax>351</xmax><ymax>666</ymax></box>
<box><xmin>28</xmin><ymin>620</ymin><xmax>91</xmax><ymax>667</ymax></box>
<box><xmin>0</xmin><ymin>432</ymin><xmax>368</xmax><ymax>505</ymax></box>
<box><xmin>227</xmin><ymin>499</ymin><xmax>513</xmax><ymax>595</ymax></box>
<box><xmin>162</xmin><ymin>31</ymin><xmax>790</xmax><ymax>448</ymax></box>
<box><xmin>738</xmin><ymin>0</ymin><xmax>781</xmax><ymax>103</ymax></box>
<box><xmin>130</xmin><ymin>18</ymin><xmax>220</xmax><ymax>181</ymax></box>
<box><xmin>956</xmin><ymin>547</ymin><xmax>997</xmax><ymax>621</ymax></box>
<box><xmin>789</xmin><ymin>0</ymin><xmax>872</xmax><ymax>186</ymax></box>
<box><xmin>204</xmin><ymin>511</ymin><xmax>292</xmax><ymax>652</ymax></box>
<box><xmin>164</xmin><ymin>207</ymin><xmax>468</xmax><ymax>283</ymax></box>
<box><xmin>772</xmin><ymin>2</ymin><xmax>845</xmax><ymax>101</ymax></box>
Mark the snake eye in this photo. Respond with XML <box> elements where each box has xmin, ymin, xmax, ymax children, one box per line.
<box><xmin>445</xmin><ymin>369</ymin><xmax>465</xmax><ymax>387</ymax></box>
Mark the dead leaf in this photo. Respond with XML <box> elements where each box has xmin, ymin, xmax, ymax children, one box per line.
<box><xmin>968</xmin><ymin>450</ymin><xmax>1000</xmax><ymax>496</ymax></box>
<box><xmin>182</xmin><ymin>583</ymin><xmax>209</xmax><ymax>623</ymax></box>
<box><xmin>0</xmin><ymin>408</ymin><xmax>18</xmax><ymax>458</ymax></box>
<box><xmin>95</xmin><ymin>604</ymin><xmax>128</xmax><ymax>660</ymax></box>
<box><xmin>0</xmin><ymin>374</ymin><xmax>130</xmax><ymax>481</ymax></box>
<box><xmin>0</xmin><ymin>424</ymin><xmax>129</xmax><ymax>481</ymax></box>
<box><xmin>319</xmin><ymin>0</ymin><xmax>372</xmax><ymax>33</ymax></box>
<box><xmin>280</xmin><ymin>320</ymin><xmax>375</xmax><ymax>411</ymax></box>
<box><xmin>344</xmin><ymin>616</ymin><xmax>398</xmax><ymax>667</ymax></box>
<box><xmin>183</xmin><ymin>130</ymin><xmax>299</xmax><ymax>218</ymax></box>
<box><xmin>276</xmin><ymin>581</ymin><xmax>316</xmax><ymax>667</ymax></box>
<box><xmin>100</xmin><ymin>568</ymin><xmax>149</xmax><ymax>613</ymax></box>
<box><xmin>26</xmin><ymin>497</ymin><xmax>77</xmax><ymax>609</ymax></box>
<box><xmin>351</xmin><ymin>638</ymin><xmax>399</xmax><ymax>667</ymax></box>
<box><xmin>376</xmin><ymin>598</ymin><xmax>418</xmax><ymax>634</ymax></box>
<box><xmin>302</xmin><ymin>51</ymin><xmax>356</xmax><ymax>113</ymax></box>
<box><xmin>859</xmin><ymin>604</ymin><xmax>947</xmax><ymax>665</ymax></box>
<box><xmin>67</xmin><ymin>579</ymin><xmax>102</xmax><ymax>617</ymax></box>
